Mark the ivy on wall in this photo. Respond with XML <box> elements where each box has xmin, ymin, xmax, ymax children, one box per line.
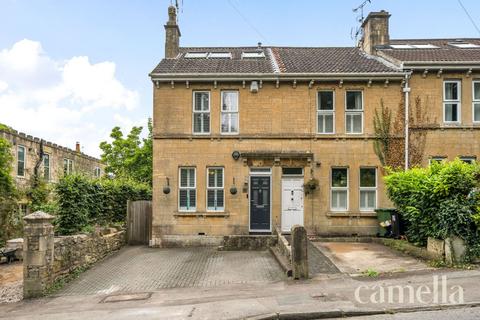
<box><xmin>55</xmin><ymin>174</ymin><xmax>151</xmax><ymax>235</ymax></box>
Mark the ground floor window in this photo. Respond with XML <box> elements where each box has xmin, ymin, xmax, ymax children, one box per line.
<box><xmin>359</xmin><ymin>168</ymin><xmax>377</xmax><ymax>211</ymax></box>
<box><xmin>331</xmin><ymin>168</ymin><xmax>348</xmax><ymax>211</ymax></box>
<box><xmin>207</xmin><ymin>167</ymin><xmax>224</xmax><ymax>211</ymax></box>
<box><xmin>460</xmin><ymin>156</ymin><xmax>476</xmax><ymax>164</ymax></box>
<box><xmin>179</xmin><ymin>167</ymin><xmax>196</xmax><ymax>211</ymax></box>
<box><xmin>429</xmin><ymin>156</ymin><xmax>447</xmax><ymax>165</ymax></box>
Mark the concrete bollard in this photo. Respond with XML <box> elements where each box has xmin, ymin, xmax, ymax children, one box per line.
<box><xmin>291</xmin><ymin>225</ymin><xmax>308</xmax><ymax>279</ymax></box>
<box><xmin>23</xmin><ymin>211</ymin><xmax>55</xmax><ymax>299</ymax></box>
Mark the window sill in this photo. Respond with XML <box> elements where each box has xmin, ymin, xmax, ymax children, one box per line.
<box><xmin>174</xmin><ymin>211</ymin><xmax>230</xmax><ymax>218</ymax></box>
<box><xmin>327</xmin><ymin>211</ymin><xmax>377</xmax><ymax>217</ymax></box>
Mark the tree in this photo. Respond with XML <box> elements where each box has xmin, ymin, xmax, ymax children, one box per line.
<box><xmin>0</xmin><ymin>137</ymin><xmax>20</xmax><ymax>244</ymax></box>
<box><xmin>99</xmin><ymin>118</ymin><xmax>152</xmax><ymax>186</ymax></box>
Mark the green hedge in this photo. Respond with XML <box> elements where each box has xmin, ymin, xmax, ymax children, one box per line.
<box><xmin>384</xmin><ymin>159</ymin><xmax>480</xmax><ymax>261</ymax></box>
<box><xmin>55</xmin><ymin>174</ymin><xmax>151</xmax><ymax>235</ymax></box>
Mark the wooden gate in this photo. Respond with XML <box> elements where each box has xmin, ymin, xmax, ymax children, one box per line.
<box><xmin>126</xmin><ymin>200</ymin><xmax>152</xmax><ymax>245</ymax></box>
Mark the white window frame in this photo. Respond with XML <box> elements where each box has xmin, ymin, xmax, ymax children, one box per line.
<box><xmin>359</xmin><ymin>167</ymin><xmax>377</xmax><ymax>212</ymax></box>
<box><xmin>94</xmin><ymin>167</ymin><xmax>101</xmax><ymax>177</ymax></box>
<box><xmin>429</xmin><ymin>156</ymin><xmax>447</xmax><ymax>165</ymax></box>
<box><xmin>317</xmin><ymin>90</ymin><xmax>335</xmax><ymax>134</ymax></box>
<box><xmin>63</xmin><ymin>158</ymin><xmax>74</xmax><ymax>175</ymax></box>
<box><xmin>330</xmin><ymin>167</ymin><xmax>349</xmax><ymax>212</ymax></box>
<box><xmin>178</xmin><ymin>167</ymin><xmax>196</xmax><ymax>212</ymax></box>
<box><xmin>443</xmin><ymin>80</ymin><xmax>461</xmax><ymax>124</ymax></box>
<box><xmin>220</xmin><ymin>91</ymin><xmax>239</xmax><ymax>135</ymax></box>
<box><xmin>345</xmin><ymin>91</ymin><xmax>364</xmax><ymax>134</ymax></box>
<box><xmin>43</xmin><ymin>153</ymin><xmax>51</xmax><ymax>181</ymax></box>
<box><xmin>460</xmin><ymin>156</ymin><xmax>476</xmax><ymax>164</ymax></box>
<box><xmin>206</xmin><ymin>167</ymin><xmax>224</xmax><ymax>212</ymax></box>
<box><xmin>192</xmin><ymin>91</ymin><xmax>211</xmax><ymax>135</ymax></box>
<box><xmin>17</xmin><ymin>145</ymin><xmax>26</xmax><ymax>177</ymax></box>
<box><xmin>473</xmin><ymin>80</ymin><xmax>480</xmax><ymax>124</ymax></box>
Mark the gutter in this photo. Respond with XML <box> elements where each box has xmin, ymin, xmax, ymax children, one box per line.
<box><xmin>149</xmin><ymin>72</ymin><xmax>406</xmax><ymax>82</ymax></box>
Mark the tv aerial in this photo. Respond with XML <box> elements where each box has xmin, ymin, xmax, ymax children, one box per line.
<box><xmin>351</xmin><ymin>0</ymin><xmax>372</xmax><ymax>42</ymax></box>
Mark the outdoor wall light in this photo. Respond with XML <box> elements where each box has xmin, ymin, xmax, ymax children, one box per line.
<box><xmin>232</xmin><ymin>150</ymin><xmax>241</xmax><ymax>160</ymax></box>
<box><xmin>230</xmin><ymin>177</ymin><xmax>238</xmax><ymax>195</ymax></box>
<box><xmin>163</xmin><ymin>177</ymin><xmax>171</xmax><ymax>194</ymax></box>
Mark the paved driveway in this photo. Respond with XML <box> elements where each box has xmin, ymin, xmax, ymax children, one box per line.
<box><xmin>59</xmin><ymin>246</ymin><xmax>285</xmax><ymax>296</ymax></box>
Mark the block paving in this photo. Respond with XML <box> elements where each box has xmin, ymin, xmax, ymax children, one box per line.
<box><xmin>59</xmin><ymin>246</ymin><xmax>285</xmax><ymax>296</ymax></box>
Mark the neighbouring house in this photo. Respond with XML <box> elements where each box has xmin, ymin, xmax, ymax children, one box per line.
<box><xmin>149</xmin><ymin>7</ymin><xmax>480</xmax><ymax>246</ymax></box>
<box><xmin>0</xmin><ymin>126</ymin><xmax>104</xmax><ymax>214</ymax></box>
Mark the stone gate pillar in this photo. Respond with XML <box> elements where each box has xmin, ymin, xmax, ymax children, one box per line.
<box><xmin>23</xmin><ymin>211</ymin><xmax>55</xmax><ymax>298</ymax></box>
<box><xmin>291</xmin><ymin>225</ymin><xmax>309</xmax><ymax>279</ymax></box>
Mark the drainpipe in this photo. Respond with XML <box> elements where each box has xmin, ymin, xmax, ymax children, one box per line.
<box><xmin>403</xmin><ymin>72</ymin><xmax>412</xmax><ymax>170</ymax></box>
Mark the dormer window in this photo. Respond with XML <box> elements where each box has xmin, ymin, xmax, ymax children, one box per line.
<box><xmin>241</xmin><ymin>51</ymin><xmax>265</xmax><ymax>59</ymax></box>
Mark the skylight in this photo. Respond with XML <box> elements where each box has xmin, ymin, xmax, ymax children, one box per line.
<box><xmin>390</xmin><ymin>44</ymin><xmax>414</xmax><ymax>49</ymax></box>
<box><xmin>449</xmin><ymin>43</ymin><xmax>480</xmax><ymax>48</ymax></box>
<box><xmin>241</xmin><ymin>51</ymin><xmax>265</xmax><ymax>59</ymax></box>
<box><xmin>411</xmin><ymin>44</ymin><xmax>439</xmax><ymax>49</ymax></box>
<box><xmin>208</xmin><ymin>52</ymin><xmax>232</xmax><ymax>59</ymax></box>
<box><xmin>390</xmin><ymin>44</ymin><xmax>439</xmax><ymax>49</ymax></box>
<box><xmin>184</xmin><ymin>52</ymin><xmax>208</xmax><ymax>58</ymax></box>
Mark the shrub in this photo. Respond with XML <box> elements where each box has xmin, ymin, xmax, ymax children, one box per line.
<box><xmin>55</xmin><ymin>174</ymin><xmax>151</xmax><ymax>235</ymax></box>
<box><xmin>55</xmin><ymin>175</ymin><xmax>93</xmax><ymax>235</ymax></box>
<box><xmin>384</xmin><ymin>159</ymin><xmax>480</xmax><ymax>260</ymax></box>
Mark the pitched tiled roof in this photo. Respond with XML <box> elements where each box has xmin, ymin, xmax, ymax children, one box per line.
<box><xmin>151</xmin><ymin>47</ymin><xmax>274</xmax><ymax>74</ymax></box>
<box><xmin>377</xmin><ymin>38</ymin><xmax>480</xmax><ymax>64</ymax></box>
<box><xmin>271</xmin><ymin>47</ymin><xmax>396</xmax><ymax>73</ymax></box>
<box><xmin>150</xmin><ymin>46</ymin><xmax>401</xmax><ymax>76</ymax></box>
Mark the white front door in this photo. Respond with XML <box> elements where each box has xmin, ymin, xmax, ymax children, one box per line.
<box><xmin>281</xmin><ymin>178</ymin><xmax>304</xmax><ymax>233</ymax></box>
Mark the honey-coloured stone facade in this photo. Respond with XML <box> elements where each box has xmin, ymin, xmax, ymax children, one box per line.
<box><xmin>152</xmin><ymin>80</ymin><xmax>406</xmax><ymax>245</ymax></box>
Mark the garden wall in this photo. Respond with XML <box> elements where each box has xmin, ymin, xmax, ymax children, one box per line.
<box><xmin>52</xmin><ymin>228</ymin><xmax>125</xmax><ymax>280</ymax></box>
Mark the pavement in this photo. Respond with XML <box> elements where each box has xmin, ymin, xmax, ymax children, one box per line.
<box><xmin>1</xmin><ymin>265</ymin><xmax>479</xmax><ymax>319</ymax></box>
<box><xmin>1</xmin><ymin>244</ymin><xmax>479</xmax><ymax>319</ymax></box>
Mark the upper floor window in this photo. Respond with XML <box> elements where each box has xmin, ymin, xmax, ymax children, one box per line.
<box><xmin>331</xmin><ymin>168</ymin><xmax>348</xmax><ymax>211</ymax></box>
<box><xmin>443</xmin><ymin>80</ymin><xmax>461</xmax><ymax>123</ymax></box>
<box><xmin>317</xmin><ymin>91</ymin><xmax>335</xmax><ymax>134</ymax></box>
<box><xmin>221</xmin><ymin>91</ymin><xmax>239</xmax><ymax>134</ymax></box>
<box><xmin>94</xmin><ymin>167</ymin><xmax>101</xmax><ymax>177</ymax></box>
<box><xmin>207</xmin><ymin>167</ymin><xmax>224</xmax><ymax>211</ymax></box>
<box><xmin>473</xmin><ymin>81</ymin><xmax>480</xmax><ymax>123</ymax></box>
<box><xmin>64</xmin><ymin>159</ymin><xmax>74</xmax><ymax>175</ymax></box>
<box><xmin>193</xmin><ymin>91</ymin><xmax>210</xmax><ymax>134</ymax></box>
<box><xmin>17</xmin><ymin>145</ymin><xmax>25</xmax><ymax>177</ymax></box>
<box><xmin>179</xmin><ymin>167</ymin><xmax>196</xmax><ymax>212</ymax></box>
<box><xmin>345</xmin><ymin>91</ymin><xmax>363</xmax><ymax>134</ymax></box>
<box><xmin>43</xmin><ymin>154</ymin><xmax>50</xmax><ymax>181</ymax></box>
<box><xmin>359</xmin><ymin>168</ymin><xmax>377</xmax><ymax>211</ymax></box>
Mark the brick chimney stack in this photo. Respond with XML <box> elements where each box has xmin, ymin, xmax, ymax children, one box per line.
<box><xmin>360</xmin><ymin>10</ymin><xmax>391</xmax><ymax>55</ymax></box>
<box><xmin>75</xmin><ymin>142</ymin><xmax>80</xmax><ymax>153</ymax></box>
<box><xmin>164</xmin><ymin>5</ymin><xmax>181</xmax><ymax>59</ymax></box>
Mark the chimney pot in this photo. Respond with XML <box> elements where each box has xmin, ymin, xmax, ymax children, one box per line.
<box><xmin>75</xmin><ymin>142</ymin><xmax>80</xmax><ymax>153</ymax></box>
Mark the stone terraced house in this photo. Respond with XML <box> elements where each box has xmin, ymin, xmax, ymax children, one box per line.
<box><xmin>149</xmin><ymin>7</ymin><xmax>480</xmax><ymax>246</ymax></box>
<box><xmin>0</xmin><ymin>126</ymin><xmax>103</xmax><ymax>214</ymax></box>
